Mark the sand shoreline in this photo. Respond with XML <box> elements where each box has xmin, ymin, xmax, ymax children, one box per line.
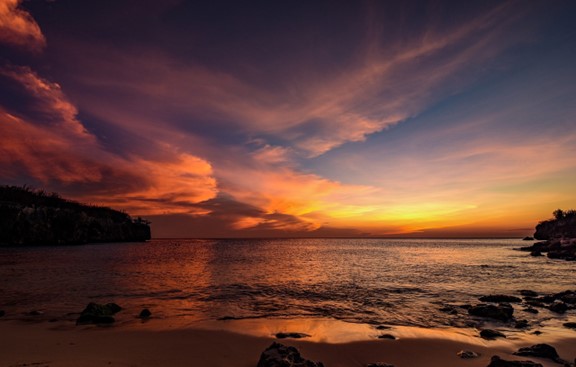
<box><xmin>1</xmin><ymin>319</ymin><xmax>575</xmax><ymax>367</ymax></box>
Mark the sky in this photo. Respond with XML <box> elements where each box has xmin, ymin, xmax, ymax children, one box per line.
<box><xmin>1</xmin><ymin>0</ymin><xmax>575</xmax><ymax>238</ymax></box>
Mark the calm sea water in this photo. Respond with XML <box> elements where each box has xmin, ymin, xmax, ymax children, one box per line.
<box><xmin>0</xmin><ymin>238</ymin><xmax>574</xmax><ymax>329</ymax></box>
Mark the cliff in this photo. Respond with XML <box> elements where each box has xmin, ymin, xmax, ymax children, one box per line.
<box><xmin>534</xmin><ymin>209</ymin><xmax>576</xmax><ymax>240</ymax></box>
<box><xmin>0</xmin><ymin>185</ymin><xmax>151</xmax><ymax>246</ymax></box>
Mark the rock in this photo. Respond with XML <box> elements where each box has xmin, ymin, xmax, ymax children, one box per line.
<box><xmin>0</xmin><ymin>310</ymin><xmax>5</xmax><ymax>317</ymax></box>
<box><xmin>139</xmin><ymin>308</ymin><xmax>152</xmax><ymax>319</ymax></box>
<box><xmin>29</xmin><ymin>310</ymin><xmax>44</xmax><ymax>316</ymax></box>
<box><xmin>515</xmin><ymin>320</ymin><xmax>530</xmax><ymax>329</ymax></box>
<box><xmin>554</xmin><ymin>290</ymin><xmax>576</xmax><ymax>304</ymax></box>
<box><xmin>532</xmin><ymin>331</ymin><xmax>543</xmax><ymax>335</ymax></box>
<box><xmin>520</xmin><ymin>290</ymin><xmax>539</xmax><ymax>297</ymax></box>
<box><xmin>377</xmin><ymin>334</ymin><xmax>396</xmax><ymax>340</ymax></box>
<box><xmin>523</xmin><ymin>236</ymin><xmax>535</xmax><ymax>241</ymax></box>
<box><xmin>548</xmin><ymin>302</ymin><xmax>568</xmax><ymax>314</ymax></box>
<box><xmin>487</xmin><ymin>355</ymin><xmax>543</xmax><ymax>367</ymax></box>
<box><xmin>480</xmin><ymin>329</ymin><xmax>507</xmax><ymax>340</ymax></box>
<box><xmin>76</xmin><ymin>302</ymin><xmax>122</xmax><ymax>325</ymax></box>
<box><xmin>256</xmin><ymin>342</ymin><xmax>324</xmax><ymax>367</ymax></box>
<box><xmin>468</xmin><ymin>303</ymin><xmax>514</xmax><ymax>321</ymax></box>
<box><xmin>523</xmin><ymin>307</ymin><xmax>539</xmax><ymax>314</ymax></box>
<box><xmin>479</xmin><ymin>295</ymin><xmax>522</xmax><ymax>303</ymax></box>
<box><xmin>563</xmin><ymin>322</ymin><xmax>576</xmax><ymax>329</ymax></box>
<box><xmin>375</xmin><ymin>325</ymin><xmax>392</xmax><ymax>330</ymax></box>
<box><xmin>366</xmin><ymin>364</ymin><xmax>394</xmax><ymax>367</ymax></box>
<box><xmin>530</xmin><ymin>250</ymin><xmax>543</xmax><ymax>257</ymax></box>
<box><xmin>275</xmin><ymin>332</ymin><xmax>311</xmax><ymax>339</ymax></box>
<box><xmin>457</xmin><ymin>350</ymin><xmax>480</xmax><ymax>358</ymax></box>
<box><xmin>513</xmin><ymin>344</ymin><xmax>559</xmax><ymax>361</ymax></box>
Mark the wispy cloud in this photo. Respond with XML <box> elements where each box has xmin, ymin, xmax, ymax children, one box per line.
<box><xmin>0</xmin><ymin>0</ymin><xmax>45</xmax><ymax>51</ymax></box>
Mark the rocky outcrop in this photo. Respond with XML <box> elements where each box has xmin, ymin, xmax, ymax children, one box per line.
<box><xmin>522</xmin><ymin>210</ymin><xmax>576</xmax><ymax>261</ymax></box>
<box><xmin>534</xmin><ymin>210</ymin><xmax>576</xmax><ymax>240</ymax></box>
<box><xmin>257</xmin><ymin>342</ymin><xmax>324</xmax><ymax>367</ymax></box>
<box><xmin>487</xmin><ymin>356</ymin><xmax>542</xmax><ymax>367</ymax></box>
<box><xmin>0</xmin><ymin>186</ymin><xmax>151</xmax><ymax>246</ymax></box>
<box><xmin>513</xmin><ymin>344</ymin><xmax>563</xmax><ymax>364</ymax></box>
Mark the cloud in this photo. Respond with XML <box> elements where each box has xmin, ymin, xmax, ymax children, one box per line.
<box><xmin>0</xmin><ymin>65</ymin><xmax>217</xmax><ymax>216</ymax></box>
<box><xmin>0</xmin><ymin>0</ymin><xmax>45</xmax><ymax>51</ymax></box>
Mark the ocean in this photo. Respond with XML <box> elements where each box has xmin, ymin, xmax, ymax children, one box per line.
<box><xmin>1</xmin><ymin>238</ymin><xmax>575</xmax><ymax>332</ymax></box>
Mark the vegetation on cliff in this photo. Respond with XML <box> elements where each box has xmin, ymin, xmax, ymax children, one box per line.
<box><xmin>534</xmin><ymin>209</ymin><xmax>576</xmax><ymax>240</ymax></box>
<box><xmin>0</xmin><ymin>185</ymin><xmax>151</xmax><ymax>245</ymax></box>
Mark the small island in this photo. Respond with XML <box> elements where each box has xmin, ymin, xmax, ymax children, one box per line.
<box><xmin>0</xmin><ymin>185</ymin><xmax>151</xmax><ymax>246</ymax></box>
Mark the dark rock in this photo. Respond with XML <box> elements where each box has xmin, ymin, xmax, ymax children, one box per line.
<box><xmin>479</xmin><ymin>295</ymin><xmax>522</xmax><ymax>303</ymax></box>
<box><xmin>523</xmin><ymin>236</ymin><xmax>535</xmax><ymax>241</ymax></box>
<box><xmin>530</xmin><ymin>250</ymin><xmax>542</xmax><ymax>257</ymax></box>
<box><xmin>520</xmin><ymin>290</ymin><xmax>539</xmax><ymax>297</ymax></box>
<box><xmin>554</xmin><ymin>290</ymin><xmax>576</xmax><ymax>304</ymax></box>
<box><xmin>377</xmin><ymin>334</ymin><xmax>396</xmax><ymax>340</ymax></box>
<box><xmin>532</xmin><ymin>331</ymin><xmax>543</xmax><ymax>335</ymax></box>
<box><xmin>375</xmin><ymin>325</ymin><xmax>392</xmax><ymax>330</ymax></box>
<box><xmin>563</xmin><ymin>322</ymin><xmax>576</xmax><ymax>329</ymax></box>
<box><xmin>469</xmin><ymin>303</ymin><xmax>514</xmax><ymax>321</ymax></box>
<box><xmin>256</xmin><ymin>342</ymin><xmax>324</xmax><ymax>367</ymax></box>
<box><xmin>487</xmin><ymin>355</ymin><xmax>543</xmax><ymax>367</ymax></box>
<box><xmin>513</xmin><ymin>344</ymin><xmax>559</xmax><ymax>361</ymax></box>
<box><xmin>525</xmin><ymin>300</ymin><xmax>546</xmax><ymax>308</ymax></box>
<box><xmin>138</xmin><ymin>308</ymin><xmax>152</xmax><ymax>319</ymax></box>
<box><xmin>523</xmin><ymin>307</ymin><xmax>539</xmax><ymax>314</ymax></box>
<box><xmin>480</xmin><ymin>329</ymin><xmax>507</xmax><ymax>340</ymax></box>
<box><xmin>548</xmin><ymin>302</ymin><xmax>568</xmax><ymax>314</ymax></box>
<box><xmin>0</xmin><ymin>310</ymin><xmax>5</xmax><ymax>317</ymax></box>
<box><xmin>457</xmin><ymin>350</ymin><xmax>480</xmax><ymax>358</ymax></box>
<box><xmin>459</xmin><ymin>304</ymin><xmax>472</xmax><ymax>310</ymax></box>
<box><xmin>76</xmin><ymin>302</ymin><xmax>122</xmax><ymax>325</ymax></box>
<box><xmin>275</xmin><ymin>332</ymin><xmax>311</xmax><ymax>339</ymax></box>
<box><xmin>29</xmin><ymin>310</ymin><xmax>44</xmax><ymax>316</ymax></box>
<box><xmin>515</xmin><ymin>320</ymin><xmax>529</xmax><ymax>329</ymax></box>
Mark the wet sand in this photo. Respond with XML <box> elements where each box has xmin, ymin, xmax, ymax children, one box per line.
<box><xmin>1</xmin><ymin>319</ymin><xmax>575</xmax><ymax>367</ymax></box>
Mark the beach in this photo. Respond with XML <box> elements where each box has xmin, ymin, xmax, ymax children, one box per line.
<box><xmin>2</xmin><ymin>318</ymin><xmax>576</xmax><ymax>367</ymax></box>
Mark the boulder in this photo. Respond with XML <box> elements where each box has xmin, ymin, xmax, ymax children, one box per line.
<box><xmin>480</xmin><ymin>329</ymin><xmax>507</xmax><ymax>340</ymax></box>
<box><xmin>487</xmin><ymin>356</ymin><xmax>543</xmax><ymax>367</ymax></box>
<box><xmin>139</xmin><ymin>308</ymin><xmax>152</xmax><ymax>319</ymax></box>
<box><xmin>377</xmin><ymin>334</ymin><xmax>396</xmax><ymax>340</ymax></box>
<box><xmin>257</xmin><ymin>342</ymin><xmax>324</xmax><ymax>367</ymax></box>
<box><xmin>479</xmin><ymin>295</ymin><xmax>522</xmax><ymax>303</ymax></box>
<box><xmin>553</xmin><ymin>290</ymin><xmax>576</xmax><ymax>304</ymax></box>
<box><xmin>513</xmin><ymin>344</ymin><xmax>559</xmax><ymax>362</ymax></box>
<box><xmin>515</xmin><ymin>320</ymin><xmax>529</xmax><ymax>329</ymax></box>
<box><xmin>520</xmin><ymin>290</ymin><xmax>539</xmax><ymax>297</ymax></box>
<box><xmin>275</xmin><ymin>333</ymin><xmax>311</xmax><ymax>339</ymax></box>
<box><xmin>76</xmin><ymin>302</ymin><xmax>122</xmax><ymax>325</ymax></box>
<box><xmin>457</xmin><ymin>350</ymin><xmax>480</xmax><ymax>359</ymax></box>
<box><xmin>547</xmin><ymin>302</ymin><xmax>568</xmax><ymax>314</ymax></box>
<box><xmin>468</xmin><ymin>304</ymin><xmax>514</xmax><ymax>321</ymax></box>
<box><xmin>522</xmin><ymin>307</ymin><xmax>539</xmax><ymax>314</ymax></box>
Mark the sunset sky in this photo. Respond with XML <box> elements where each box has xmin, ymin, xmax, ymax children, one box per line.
<box><xmin>1</xmin><ymin>0</ymin><xmax>575</xmax><ymax>238</ymax></box>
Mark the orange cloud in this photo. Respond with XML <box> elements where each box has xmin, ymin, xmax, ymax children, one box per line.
<box><xmin>0</xmin><ymin>66</ymin><xmax>217</xmax><ymax>216</ymax></box>
<box><xmin>0</xmin><ymin>0</ymin><xmax>45</xmax><ymax>51</ymax></box>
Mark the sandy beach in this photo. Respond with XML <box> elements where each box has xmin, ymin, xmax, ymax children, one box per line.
<box><xmin>1</xmin><ymin>318</ymin><xmax>575</xmax><ymax>367</ymax></box>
